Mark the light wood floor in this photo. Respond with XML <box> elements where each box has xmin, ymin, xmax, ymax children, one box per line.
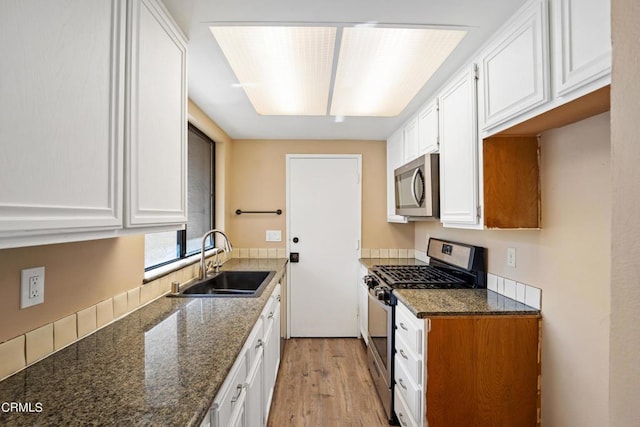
<box><xmin>267</xmin><ymin>338</ymin><xmax>390</xmax><ymax>427</ymax></box>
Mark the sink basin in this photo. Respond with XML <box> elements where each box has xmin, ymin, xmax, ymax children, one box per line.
<box><xmin>170</xmin><ymin>270</ymin><xmax>276</xmax><ymax>298</ymax></box>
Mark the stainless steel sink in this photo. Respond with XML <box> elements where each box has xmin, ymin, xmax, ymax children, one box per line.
<box><xmin>169</xmin><ymin>270</ymin><xmax>276</xmax><ymax>298</ymax></box>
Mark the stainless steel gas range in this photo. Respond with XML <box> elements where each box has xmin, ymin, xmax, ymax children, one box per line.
<box><xmin>363</xmin><ymin>238</ymin><xmax>486</xmax><ymax>424</ymax></box>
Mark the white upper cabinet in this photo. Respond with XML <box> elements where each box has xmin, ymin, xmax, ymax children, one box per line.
<box><xmin>0</xmin><ymin>0</ymin><xmax>125</xmax><ymax>244</ymax></box>
<box><xmin>403</xmin><ymin>117</ymin><xmax>420</xmax><ymax>163</ymax></box>
<box><xmin>551</xmin><ymin>0</ymin><xmax>611</xmax><ymax>99</ymax></box>
<box><xmin>0</xmin><ymin>0</ymin><xmax>187</xmax><ymax>248</ymax></box>
<box><xmin>126</xmin><ymin>0</ymin><xmax>187</xmax><ymax>227</ymax></box>
<box><xmin>417</xmin><ymin>100</ymin><xmax>439</xmax><ymax>155</ymax></box>
<box><xmin>480</xmin><ymin>0</ymin><xmax>550</xmax><ymax>132</ymax></box>
<box><xmin>438</xmin><ymin>67</ymin><xmax>480</xmax><ymax>227</ymax></box>
<box><xmin>386</xmin><ymin>130</ymin><xmax>408</xmax><ymax>223</ymax></box>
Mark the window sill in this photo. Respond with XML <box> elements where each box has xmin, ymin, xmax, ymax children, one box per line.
<box><xmin>143</xmin><ymin>248</ymin><xmax>223</xmax><ymax>283</ymax></box>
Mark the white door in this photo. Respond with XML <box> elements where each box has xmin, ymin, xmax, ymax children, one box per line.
<box><xmin>287</xmin><ymin>155</ymin><xmax>361</xmax><ymax>337</ymax></box>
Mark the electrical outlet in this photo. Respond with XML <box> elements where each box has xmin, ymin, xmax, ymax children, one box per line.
<box><xmin>21</xmin><ymin>266</ymin><xmax>45</xmax><ymax>308</ymax></box>
<box><xmin>266</xmin><ymin>230</ymin><xmax>282</xmax><ymax>242</ymax></box>
<box><xmin>507</xmin><ymin>247</ymin><xmax>517</xmax><ymax>268</ymax></box>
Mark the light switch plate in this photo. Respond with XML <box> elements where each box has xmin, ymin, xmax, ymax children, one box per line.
<box><xmin>266</xmin><ymin>230</ymin><xmax>282</xmax><ymax>242</ymax></box>
<box><xmin>21</xmin><ymin>266</ymin><xmax>45</xmax><ymax>309</ymax></box>
<box><xmin>507</xmin><ymin>247</ymin><xmax>516</xmax><ymax>267</ymax></box>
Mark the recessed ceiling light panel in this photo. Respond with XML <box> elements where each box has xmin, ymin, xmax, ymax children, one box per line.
<box><xmin>330</xmin><ymin>27</ymin><xmax>467</xmax><ymax>117</ymax></box>
<box><xmin>210</xmin><ymin>26</ymin><xmax>336</xmax><ymax>116</ymax></box>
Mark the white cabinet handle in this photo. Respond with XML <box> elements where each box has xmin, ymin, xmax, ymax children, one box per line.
<box><xmin>255</xmin><ymin>339</ymin><xmax>263</xmax><ymax>349</ymax></box>
<box><xmin>399</xmin><ymin>349</ymin><xmax>408</xmax><ymax>360</ymax></box>
<box><xmin>231</xmin><ymin>384</ymin><xmax>243</xmax><ymax>403</ymax></box>
<box><xmin>398</xmin><ymin>378</ymin><xmax>407</xmax><ymax>390</ymax></box>
<box><xmin>399</xmin><ymin>322</ymin><xmax>408</xmax><ymax>331</ymax></box>
<box><xmin>268</xmin><ymin>312</ymin><xmax>274</xmax><ymax>319</ymax></box>
<box><xmin>276</xmin><ymin>294</ymin><xmax>281</xmax><ymax>302</ymax></box>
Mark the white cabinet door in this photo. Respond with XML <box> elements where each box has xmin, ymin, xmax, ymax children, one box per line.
<box><xmin>0</xmin><ymin>0</ymin><xmax>125</xmax><ymax>239</ymax></box>
<box><xmin>386</xmin><ymin>130</ymin><xmax>408</xmax><ymax>223</ymax></box>
<box><xmin>358</xmin><ymin>265</ymin><xmax>369</xmax><ymax>344</ymax></box>
<box><xmin>403</xmin><ymin>117</ymin><xmax>420</xmax><ymax>163</ymax></box>
<box><xmin>263</xmin><ymin>286</ymin><xmax>281</xmax><ymax>423</ymax></box>
<box><xmin>245</xmin><ymin>350</ymin><xmax>264</xmax><ymax>427</ymax></box>
<box><xmin>126</xmin><ymin>0</ymin><xmax>187</xmax><ymax>227</ymax></box>
<box><xmin>481</xmin><ymin>0</ymin><xmax>550</xmax><ymax>131</ymax></box>
<box><xmin>552</xmin><ymin>0</ymin><xmax>611</xmax><ymax>98</ymax></box>
<box><xmin>438</xmin><ymin>67</ymin><xmax>480</xmax><ymax>227</ymax></box>
<box><xmin>417</xmin><ymin>100</ymin><xmax>439</xmax><ymax>155</ymax></box>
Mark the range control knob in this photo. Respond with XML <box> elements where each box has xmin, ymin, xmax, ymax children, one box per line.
<box><xmin>363</xmin><ymin>275</ymin><xmax>379</xmax><ymax>289</ymax></box>
<box><xmin>374</xmin><ymin>286</ymin><xmax>388</xmax><ymax>301</ymax></box>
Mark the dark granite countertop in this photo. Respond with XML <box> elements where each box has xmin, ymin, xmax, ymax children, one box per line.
<box><xmin>395</xmin><ymin>289</ymin><xmax>540</xmax><ymax>318</ymax></box>
<box><xmin>360</xmin><ymin>258</ymin><xmax>540</xmax><ymax>318</ymax></box>
<box><xmin>0</xmin><ymin>258</ymin><xmax>288</xmax><ymax>427</ymax></box>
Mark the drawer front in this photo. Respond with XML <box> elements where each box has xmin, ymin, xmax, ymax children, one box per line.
<box><xmin>245</xmin><ymin>317</ymin><xmax>264</xmax><ymax>371</ymax></box>
<box><xmin>395</xmin><ymin>334</ymin><xmax>422</xmax><ymax>387</ymax></box>
<box><xmin>395</xmin><ymin>302</ymin><xmax>424</xmax><ymax>356</ymax></box>
<box><xmin>394</xmin><ymin>388</ymin><xmax>420</xmax><ymax>427</ymax></box>
<box><xmin>394</xmin><ymin>358</ymin><xmax>422</xmax><ymax>422</ymax></box>
<box><xmin>212</xmin><ymin>351</ymin><xmax>247</xmax><ymax>427</ymax></box>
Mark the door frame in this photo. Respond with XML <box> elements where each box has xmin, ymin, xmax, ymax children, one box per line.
<box><xmin>285</xmin><ymin>154</ymin><xmax>362</xmax><ymax>338</ymax></box>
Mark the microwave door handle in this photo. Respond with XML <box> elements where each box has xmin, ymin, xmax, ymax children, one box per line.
<box><xmin>410</xmin><ymin>168</ymin><xmax>421</xmax><ymax>207</ymax></box>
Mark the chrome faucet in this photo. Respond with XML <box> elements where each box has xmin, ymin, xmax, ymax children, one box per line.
<box><xmin>200</xmin><ymin>229</ymin><xmax>233</xmax><ymax>280</ymax></box>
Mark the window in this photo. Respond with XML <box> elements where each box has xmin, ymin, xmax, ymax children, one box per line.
<box><xmin>144</xmin><ymin>124</ymin><xmax>215</xmax><ymax>270</ymax></box>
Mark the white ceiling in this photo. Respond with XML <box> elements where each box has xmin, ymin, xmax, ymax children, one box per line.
<box><xmin>161</xmin><ymin>0</ymin><xmax>528</xmax><ymax>140</ymax></box>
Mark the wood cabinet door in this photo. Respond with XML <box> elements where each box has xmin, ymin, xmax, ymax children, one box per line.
<box><xmin>0</xmin><ymin>0</ymin><xmax>125</xmax><ymax>241</ymax></box>
<box><xmin>418</xmin><ymin>101</ymin><xmax>439</xmax><ymax>155</ymax></box>
<box><xmin>481</xmin><ymin>0</ymin><xmax>550</xmax><ymax>131</ymax></box>
<box><xmin>126</xmin><ymin>0</ymin><xmax>187</xmax><ymax>227</ymax></box>
<box><xmin>438</xmin><ymin>68</ymin><xmax>480</xmax><ymax>226</ymax></box>
<box><xmin>552</xmin><ymin>0</ymin><xmax>611</xmax><ymax>98</ymax></box>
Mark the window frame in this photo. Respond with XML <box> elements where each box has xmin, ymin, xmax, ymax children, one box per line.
<box><xmin>143</xmin><ymin>123</ymin><xmax>216</xmax><ymax>272</ymax></box>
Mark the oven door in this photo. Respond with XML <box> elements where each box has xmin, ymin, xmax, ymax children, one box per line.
<box><xmin>366</xmin><ymin>290</ymin><xmax>394</xmax><ymax>419</ymax></box>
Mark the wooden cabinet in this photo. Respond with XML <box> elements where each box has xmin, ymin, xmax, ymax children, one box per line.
<box><xmin>125</xmin><ymin>0</ymin><xmax>187</xmax><ymax>227</ymax></box>
<box><xmin>0</xmin><ymin>0</ymin><xmax>126</xmax><ymax>244</ymax></box>
<box><xmin>386</xmin><ymin>130</ymin><xmax>408</xmax><ymax>223</ymax></box>
<box><xmin>394</xmin><ymin>301</ymin><xmax>542</xmax><ymax>427</ymax></box>
<box><xmin>0</xmin><ymin>0</ymin><xmax>187</xmax><ymax>249</ymax></box>
<box><xmin>480</xmin><ymin>0</ymin><xmax>550</xmax><ymax>132</ymax></box>
<box><xmin>551</xmin><ymin>0</ymin><xmax>611</xmax><ymax>99</ymax></box>
<box><xmin>438</xmin><ymin>66</ymin><xmax>480</xmax><ymax>227</ymax></box>
<box><xmin>417</xmin><ymin>101</ymin><xmax>439</xmax><ymax>155</ymax></box>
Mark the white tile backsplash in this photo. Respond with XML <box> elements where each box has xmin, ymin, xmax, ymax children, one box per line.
<box><xmin>516</xmin><ymin>282</ymin><xmax>527</xmax><ymax>304</ymax></box>
<box><xmin>504</xmin><ymin>279</ymin><xmax>517</xmax><ymax>300</ymax></box>
<box><xmin>487</xmin><ymin>274</ymin><xmax>498</xmax><ymax>292</ymax></box>
<box><xmin>488</xmin><ymin>273</ymin><xmax>542</xmax><ymax>310</ymax></box>
<box><xmin>525</xmin><ymin>286</ymin><xmax>542</xmax><ymax>310</ymax></box>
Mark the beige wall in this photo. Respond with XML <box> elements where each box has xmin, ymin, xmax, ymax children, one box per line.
<box><xmin>610</xmin><ymin>0</ymin><xmax>640</xmax><ymax>424</ymax></box>
<box><xmin>228</xmin><ymin>139</ymin><xmax>414</xmax><ymax>249</ymax></box>
<box><xmin>415</xmin><ymin>112</ymin><xmax>611</xmax><ymax>426</ymax></box>
<box><xmin>0</xmin><ymin>236</ymin><xmax>144</xmax><ymax>343</ymax></box>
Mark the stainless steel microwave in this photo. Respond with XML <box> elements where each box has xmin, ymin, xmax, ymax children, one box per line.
<box><xmin>394</xmin><ymin>153</ymin><xmax>440</xmax><ymax>219</ymax></box>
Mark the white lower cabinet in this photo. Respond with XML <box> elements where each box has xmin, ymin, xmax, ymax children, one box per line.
<box><xmin>208</xmin><ymin>283</ymin><xmax>282</xmax><ymax>427</ymax></box>
<box><xmin>394</xmin><ymin>301</ymin><xmax>426</xmax><ymax>427</ymax></box>
<box><xmin>263</xmin><ymin>285</ymin><xmax>281</xmax><ymax>421</ymax></box>
<box><xmin>358</xmin><ymin>264</ymin><xmax>369</xmax><ymax>344</ymax></box>
<box><xmin>210</xmin><ymin>352</ymin><xmax>248</xmax><ymax>427</ymax></box>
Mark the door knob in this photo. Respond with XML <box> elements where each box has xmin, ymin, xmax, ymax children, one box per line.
<box><xmin>292</xmin><ymin>237</ymin><xmax>299</xmax><ymax>243</ymax></box>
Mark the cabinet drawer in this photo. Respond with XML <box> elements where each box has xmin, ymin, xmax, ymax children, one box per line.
<box><xmin>395</xmin><ymin>358</ymin><xmax>422</xmax><ymax>422</ymax></box>
<box><xmin>211</xmin><ymin>351</ymin><xmax>247</xmax><ymax>427</ymax></box>
<box><xmin>245</xmin><ymin>317</ymin><xmax>264</xmax><ymax>371</ymax></box>
<box><xmin>394</xmin><ymin>387</ymin><xmax>420</xmax><ymax>427</ymax></box>
<box><xmin>395</xmin><ymin>302</ymin><xmax>424</xmax><ymax>356</ymax></box>
<box><xmin>395</xmin><ymin>334</ymin><xmax>422</xmax><ymax>387</ymax></box>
